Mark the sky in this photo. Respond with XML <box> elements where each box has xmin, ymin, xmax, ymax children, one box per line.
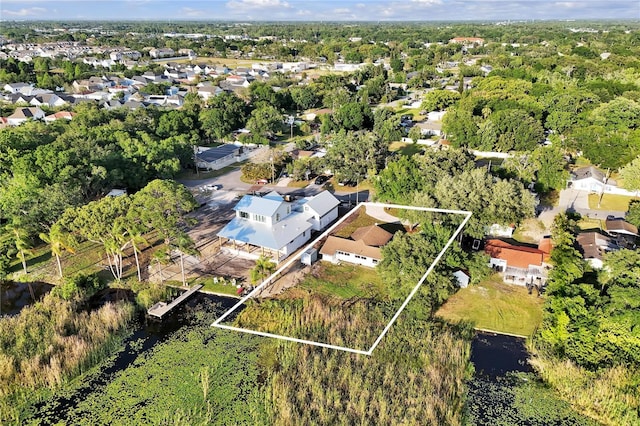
<box><xmin>1</xmin><ymin>0</ymin><xmax>639</xmax><ymax>22</ymax></box>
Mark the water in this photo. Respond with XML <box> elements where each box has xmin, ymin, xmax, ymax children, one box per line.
<box><xmin>0</xmin><ymin>281</ymin><xmax>53</xmax><ymax>316</ymax></box>
<box><xmin>470</xmin><ymin>332</ymin><xmax>532</xmax><ymax>378</ymax></box>
<box><xmin>29</xmin><ymin>291</ymin><xmax>240</xmax><ymax>424</ymax></box>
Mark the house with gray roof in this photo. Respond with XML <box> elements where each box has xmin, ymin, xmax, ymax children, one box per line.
<box><xmin>569</xmin><ymin>166</ymin><xmax>636</xmax><ymax>196</ymax></box>
<box><xmin>217</xmin><ymin>190</ymin><xmax>340</xmax><ymax>262</ymax></box>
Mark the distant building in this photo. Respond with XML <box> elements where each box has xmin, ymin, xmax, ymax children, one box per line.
<box><xmin>449</xmin><ymin>37</ymin><xmax>486</xmax><ymax>48</ymax></box>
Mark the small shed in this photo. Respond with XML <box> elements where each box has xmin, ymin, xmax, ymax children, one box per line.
<box><xmin>301</xmin><ymin>247</ymin><xmax>318</xmax><ymax>266</ymax></box>
<box><xmin>453</xmin><ymin>270</ymin><xmax>470</xmax><ymax>288</ymax></box>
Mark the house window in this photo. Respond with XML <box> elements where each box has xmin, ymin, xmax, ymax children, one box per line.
<box><xmin>254</xmin><ymin>214</ymin><xmax>266</xmax><ymax>223</ymax></box>
<box><xmin>239</xmin><ymin>211</ymin><xmax>249</xmax><ymax>219</ymax></box>
<box><xmin>303</xmin><ymin>231</ymin><xmax>306</xmax><ymax>237</ymax></box>
<box><xmin>287</xmin><ymin>206</ymin><xmax>291</xmax><ymax>214</ymax></box>
<box><xmin>372</xmin><ymin>259</ymin><xmax>378</xmax><ymax>264</ymax></box>
<box><xmin>276</xmin><ymin>213</ymin><xmax>280</xmax><ymax>222</ymax></box>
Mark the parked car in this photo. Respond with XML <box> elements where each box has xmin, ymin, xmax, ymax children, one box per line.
<box><xmin>256</xmin><ymin>179</ymin><xmax>269</xmax><ymax>185</ymax></box>
<box><xmin>314</xmin><ymin>175</ymin><xmax>329</xmax><ymax>185</ymax></box>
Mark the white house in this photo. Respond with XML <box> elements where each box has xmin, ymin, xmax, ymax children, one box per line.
<box><xmin>320</xmin><ymin>225</ymin><xmax>393</xmax><ymax>268</ymax></box>
<box><xmin>6</xmin><ymin>107</ymin><xmax>45</xmax><ymax>126</ymax></box>
<box><xmin>218</xmin><ymin>191</ymin><xmax>340</xmax><ymax>262</ymax></box>
<box><xmin>568</xmin><ymin>166</ymin><xmax>636</xmax><ymax>196</ymax></box>
<box><xmin>3</xmin><ymin>82</ymin><xmax>31</xmax><ymax>94</ymax></box>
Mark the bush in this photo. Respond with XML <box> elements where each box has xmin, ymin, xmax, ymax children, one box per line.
<box><xmin>52</xmin><ymin>273</ymin><xmax>105</xmax><ymax>301</ymax></box>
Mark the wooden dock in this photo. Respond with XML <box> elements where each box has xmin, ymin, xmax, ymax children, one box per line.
<box><xmin>147</xmin><ymin>284</ymin><xmax>203</xmax><ymax>319</ymax></box>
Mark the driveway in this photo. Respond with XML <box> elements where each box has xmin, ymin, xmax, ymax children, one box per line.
<box><xmin>538</xmin><ymin>188</ymin><xmax>627</xmax><ymax>228</ymax></box>
<box><xmin>365</xmin><ymin>204</ymin><xmax>402</xmax><ymax>223</ymax></box>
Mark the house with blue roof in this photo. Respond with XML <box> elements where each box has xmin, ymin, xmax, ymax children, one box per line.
<box><xmin>217</xmin><ymin>190</ymin><xmax>340</xmax><ymax>262</ymax></box>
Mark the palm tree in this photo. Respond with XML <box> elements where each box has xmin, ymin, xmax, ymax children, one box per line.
<box><xmin>250</xmin><ymin>255</ymin><xmax>276</xmax><ymax>285</ymax></box>
<box><xmin>39</xmin><ymin>224</ymin><xmax>75</xmax><ymax>278</ymax></box>
<box><xmin>174</xmin><ymin>233</ymin><xmax>199</xmax><ymax>286</ymax></box>
<box><xmin>152</xmin><ymin>247</ymin><xmax>170</xmax><ymax>284</ymax></box>
<box><xmin>7</xmin><ymin>225</ymin><xmax>32</xmax><ymax>275</ymax></box>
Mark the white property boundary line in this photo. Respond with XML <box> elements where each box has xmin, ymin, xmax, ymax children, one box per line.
<box><xmin>212</xmin><ymin>202</ymin><xmax>472</xmax><ymax>356</ymax></box>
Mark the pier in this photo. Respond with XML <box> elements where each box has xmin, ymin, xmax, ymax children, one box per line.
<box><xmin>147</xmin><ymin>284</ymin><xmax>203</xmax><ymax>319</ymax></box>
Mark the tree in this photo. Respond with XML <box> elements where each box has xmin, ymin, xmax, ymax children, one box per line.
<box><xmin>626</xmin><ymin>200</ymin><xmax>640</xmax><ymax>229</ymax></box>
<box><xmin>434</xmin><ymin>168</ymin><xmax>535</xmax><ymax>238</ymax></box>
<box><xmin>489</xmin><ymin>109</ymin><xmax>544</xmax><ymax>152</ymax></box>
<box><xmin>442</xmin><ymin>108</ymin><xmax>480</xmax><ymax>148</ymax></box>
<box><xmin>173</xmin><ymin>232</ymin><xmax>198</xmax><ymax>286</ymax></box>
<box><xmin>39</xmin><ymin>224</ymin><xmax>75</xmax><ymax>278</ymax></box>
<box><xmin>530</xmin><ymin>145</ymin><xmax>569</xmax><ymax>193</ymax></box>
<box><xmin>247</xmin><ymin>105</ymin><xmax>283</xmax><ymax>140</ymax></box>
<box><xmin>200</xmin><ymin>92</ymin><xmax>248</xmax><ymax>141</ymax></box>
<box><xmin>290</xmin><ymin>86</ymin><xmax>319</xmax><ymax>111</ymax></box>
<box><xmin>152</xmin><ymin>247</ymin><xmax>170</xmax><ymax>284</ymax></box>
<box><xmin>250</xmin><ymin>255</ymin><xmax>276</xmax><ymax>285</ymax></box>
<box><xmin>7</xmin><ymin>224</ymin><xmax>32</xmax><ymax>275</ymax></box>
<box><xmin>130</xmin><ymin>179</ymin><xmax>198</xmax><ymax>245</ymax></box>
<box><xmin>373</xmin><ymin>108</ymin><xmax>402</xmax><ymax>142</ymax></box>
<box><xmin>619</xmin><ymin>156</ymin><xmax>640</xmax><ymax>195</ymax></box>
<box><xmin>58</xmin><ymin>195</ymin><xmax>131</xmax><ymax>281</ymax></box>
<box><xmin>333</xmin><ymin>102</ymin><xmax>373</xmax><ymax>131</ymax></box>
<box><xmin>374</xmin><ymin>156</ymin><xmax>424</xmax><ymax>204</ymax></box>
<box><xmin>421</xmin><ymin>90</ymin><xmax>460</xmax><ymax>112</ymax></box>
<box><xmin>324</xmin><ymin>131</ymin><xmax>388</xmax><ymax>183</ymax></box>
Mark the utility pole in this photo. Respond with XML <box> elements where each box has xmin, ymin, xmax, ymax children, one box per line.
<box><xmin>270</xmin><ymin>149</ymin><xmax>275</xmax><ymax>184</ymax></box>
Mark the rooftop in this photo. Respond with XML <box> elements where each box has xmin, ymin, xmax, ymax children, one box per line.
<box><xmin>485</xmin><ymin>239</ymin><xmax>546</xmax><ymax>269</ymax></box>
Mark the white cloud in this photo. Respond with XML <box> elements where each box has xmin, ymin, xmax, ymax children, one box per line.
<box><xmin>555</xmin><ymin>2</ymin><xmax>578</xmax><ymax>8</ymax></box>
<box><xmin>180</xmin><ymin>7</ymin><xmax>205</xmax><ymax>17</ymax></box>
<box><xmin>3</xmin><ymin>7</ymin><xmax>46</xmax><ymax>16</ymax></box>
<box><xmin>227</xmin><ymin>0</ymin><xmax>290</xmax><ymax>9</ymax></box>
<box><xmin>411</xmin><ymin>0</ymin><xmax>443</xmax><ymax>4</ymax></box>
<box><xmin>333</xmin><ymin>8</ymin><xmax>351</xmax><ymax>14</ymax></box>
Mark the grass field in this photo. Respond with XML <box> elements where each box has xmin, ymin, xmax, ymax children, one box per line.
<box><xmin>388</xmin><ymin>141</ymin><xmax>423</xmax><ymax>156</ymax></box>
<box><xmin>577</xmin><ymin>217</ymin><xmax>603</xmax><ymax>231</ymax></box>
<box><xmin>298</xmin><ymin>263</ymin><xmax>387</xmax><ymax>300</ymax></box>
<box><xmin>587</xmin><ymin>193</ymin><xmax>636</xmax><ymax>211</ymax></box>
<box><xmin>436</xmin><ymin>276</ymin><xmax>544</xmax><ymax>337</ymax></box>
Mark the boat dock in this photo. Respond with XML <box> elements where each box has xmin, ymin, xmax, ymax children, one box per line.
<box><xmin>147</xmin><ymin>284</ymin><xmax>203</xmax><ymax>319</ymax></box>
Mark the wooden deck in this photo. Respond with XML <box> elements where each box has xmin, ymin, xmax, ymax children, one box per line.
<box><xmin>147</xmin><ymin>284</ymin><xmax>203</xmax><ymax>319</ymax></box>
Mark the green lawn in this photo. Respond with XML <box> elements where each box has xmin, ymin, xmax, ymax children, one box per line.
<box><xmin>299</xmin><ymin>263</ymin><xmax>387</xmax><ymax>300</ymax></box>
<box><xmin>587</xmin><ymin>193</ymin><xmax>636</xmax><ymax>211</ymax></box>
<box><xmin>436</xmin><ymin>276</ymin><xmax>544</xmax><ymax>337</ymax></box>
<box><xmin>577</xmin><ymin>217</ymin><xmax>603</xmax><ymax>231</ymax></box>
<box><xmin>193</xmin><ymin>277</ymin><xmax>242</xmax><ymax>297</ymax></box>
<box><xmin>388</xmin><ymin>141</ymin><xmax>423</xmax><ymax>156</ymax></box>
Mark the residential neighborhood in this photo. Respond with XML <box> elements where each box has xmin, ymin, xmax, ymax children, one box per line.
<box><xmin>1</xmin><ymin>16</ymin><xmax>639</xmax><ymax>426</ymax></box>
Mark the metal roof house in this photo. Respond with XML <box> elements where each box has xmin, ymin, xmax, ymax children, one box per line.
<box><xmin>195</xmin><ymin>145</ymin><xmax>242</xmax><ymax>171</ymax></box>
<box><xmin>217</xmin><ymin>191</ymin><xmax>340</xmax><ymax>262</ymax></box>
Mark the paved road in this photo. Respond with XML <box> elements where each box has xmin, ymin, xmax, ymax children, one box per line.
<box><xmin>538</xmin><ymin>188</ymin><xmax>626</xmax><ymax>228</ymax></box>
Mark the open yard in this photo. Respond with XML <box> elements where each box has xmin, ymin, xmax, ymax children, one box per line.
<box><xmin>388</xmin><ymin>141</ymin><xmax>423</xmax><ymax>156</ymax></box>
<box><xmin>297</xmin><ymin>263</ymin><xmax>388</xmax><ymax>300</ymax></box>
<box><xmin>436</xmin><ymin>276</ymin><xmax>544</xmax><ymax>337</ymax></box>
<box><xmin>587</xmin><ymin>193</ymin><xmax>637</xmax><ymax>211</ymax></box>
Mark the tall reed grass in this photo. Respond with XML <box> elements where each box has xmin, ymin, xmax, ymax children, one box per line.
<box><xmin>0</xmin><ymin>293</ymin><xmax>135</xmax><ymax>423</ymax></box>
